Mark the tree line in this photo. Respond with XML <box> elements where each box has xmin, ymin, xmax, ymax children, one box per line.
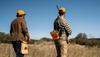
<box><xmin>0</xmin><ymin>32</ymin><xmax>100</xmax><ymax>47</ymax></box>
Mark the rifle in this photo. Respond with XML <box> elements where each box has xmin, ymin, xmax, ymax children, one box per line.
<box><xmin>56</xmin><ymin>5</ymin><xmax>59</xmax><ymax>11</ymax></box>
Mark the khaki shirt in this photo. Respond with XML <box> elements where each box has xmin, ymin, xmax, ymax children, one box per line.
<box><xmin>10</xmin><ymin>17</ymin><xmax>30</xmax><ymax>42</ymax></box>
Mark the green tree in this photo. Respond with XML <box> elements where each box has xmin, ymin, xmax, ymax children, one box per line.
<box><xmin>0</xmin><ymin>32</ymin><xmax>10</xmax><ymax>43</ymax></box>
<box><xmin>75</xmin><ymin>33</ymin><xmax>87</xmax><ymax>39</ymax></box>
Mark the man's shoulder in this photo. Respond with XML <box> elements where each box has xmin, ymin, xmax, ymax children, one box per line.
<box><xmin>11</xmin><ymin>19</ymin><xmax>17</xmax><ymax>24</ymax></box>
<box><xmin>56</xmin><ymin>16</ymin><xmax>64</xmax><ymax>20</ymax></box>
<box><xmin>55</xmin><ymin>16</ymin><xmax>60</xmax><ymax>20</ymax></box>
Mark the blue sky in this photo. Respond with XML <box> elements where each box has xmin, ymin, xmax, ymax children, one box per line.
<box><xmin>0</xmin><ymin>0</ymin><xmax>100</xmax><ymax>39</ymax></box>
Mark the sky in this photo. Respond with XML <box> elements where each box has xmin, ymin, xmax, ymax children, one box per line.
<box><xmin>0</xmin><ymin>0</ymin><xmax>100</xmax><ymax>39</ymax></box>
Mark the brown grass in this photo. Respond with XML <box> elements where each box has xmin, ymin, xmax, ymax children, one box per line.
<box><xmin>0</xmin><ymin>42</ymin><xmax>100</xmax><ymax>57</ymax></box>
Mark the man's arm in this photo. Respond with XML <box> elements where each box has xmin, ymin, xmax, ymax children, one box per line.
<box><xmin>21</xmin><ymin>20</ymin><xmax>30</xmax><ymax>41</ymax></box>
<box><xmin>60</xmin><ymin>19</ymin><xmax>72</xmax><ymax>35</ymax></box>
<box><xmin>10</xmin><ymin>23</ymin><xmax>13</xmax><ymax>36</ymax></box>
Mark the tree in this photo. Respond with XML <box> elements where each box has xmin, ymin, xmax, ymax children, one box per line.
<box><xmin>75</xmin><ymin>33</ymin><xmax>87</xmax><ymax>39</ymax></box>
<box><xmin>0</xmin><ymin>32</ymin><xmax>10</xmax><ymax>43</ymax></box>
<box><xmin>74</xmin><ymin>33</ymin><xmax>87</xmax><ymax>45</ymax></box>
<box><xmin>40</xmin><ymin>37</ymin><xmax>52</xmax><ymax>41</ymax></box>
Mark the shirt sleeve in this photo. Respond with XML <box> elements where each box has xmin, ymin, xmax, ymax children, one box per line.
<box><xmin>60</xmin><ymin>18</ymin><xmax>72</xmax><ymax>34</ymax></box>
<box><xmin>21</xmin><ymin>22</ymin><xmax>28</xmax><ymax>33</ymax></box>
<box><xmin>10</xmin><ymin>23</ymin><xmax>13</xmax><ymax>36</ymax></box>
<box><xmin>21</xmin><ymin>19</ymin><xmax>30</xmax><ymax>39</ymax></box>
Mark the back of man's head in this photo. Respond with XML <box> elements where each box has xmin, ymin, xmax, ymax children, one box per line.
<box><xmin>58</xmin><ymin>7</ymin><xmax>66</xmax><ymax>16</ymax></box>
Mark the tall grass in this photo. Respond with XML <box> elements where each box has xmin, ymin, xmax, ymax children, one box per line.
<box><xmin>0</xmin><ymin>41</ymin><xmax>100</xmax><ymax>57</ymax></box>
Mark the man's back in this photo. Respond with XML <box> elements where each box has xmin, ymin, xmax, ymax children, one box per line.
<box><xmin>54</xmin><ymin>16</ymin><xmax>72</xmax><ymax>35</ymax></box>
<box><xmin>10</xmin><ymin>17</ymin><xmax>27</xmax><ymax>41</ymax></box>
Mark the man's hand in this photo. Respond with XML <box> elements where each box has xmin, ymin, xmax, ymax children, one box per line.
<box><xmin>25</xmin><ymin>33</ymin><xmax>31</xmax><ymax>42</ymax></box>
<box><xmin>22</xmin><ymin>41</ymin><xmax>27</xmax><ymax>44</ymax></box>
<box><xmin>25</xmin><ymin>36</ymin><xmax>30</xmax><ymax>42</ymax></box>
<box><xmin>65</xmin><ymin>38</ymin><xmax>69</xmax><ymax>44</ymax></box>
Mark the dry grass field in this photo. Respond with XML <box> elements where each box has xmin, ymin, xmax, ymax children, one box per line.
<box><xmin>0</xmin><ymin>41</ymin><xmax>100</xmax><ymax>57</ymax></box>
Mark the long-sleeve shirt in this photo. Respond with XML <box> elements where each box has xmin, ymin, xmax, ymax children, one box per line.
<box><xmin>54</xmin><ymin>16</ymin><xmax>72</xmax><ymax>36</ymax></box>
<box><xmin>10</xmin><ymin>17</ymin><xmax>30</xmax><ymax>42</ymax></box>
